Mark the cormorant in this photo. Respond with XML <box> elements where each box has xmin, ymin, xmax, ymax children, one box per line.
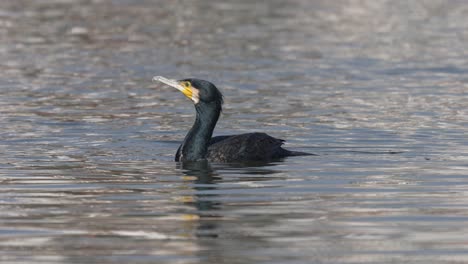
<box><xmin>153</xmin><ymin>76</ymin><xmax>312</xmax><ymax>162</ymax></box>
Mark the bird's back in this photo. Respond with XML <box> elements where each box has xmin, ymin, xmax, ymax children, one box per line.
<box><xmin>207</xmin><ymin>132</ymin><xmax>293</xmax><ymax>162</ymax></box>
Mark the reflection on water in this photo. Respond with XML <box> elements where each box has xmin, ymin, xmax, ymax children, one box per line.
<box><xmin>179</xmin><ymin>161</ymin><xmax>220</xmax><ymax>238</ymax></box>
<box><xmin>1</xmin><ymin>0</ymin><xmax>468</xmax><ymax>263</ymax></box>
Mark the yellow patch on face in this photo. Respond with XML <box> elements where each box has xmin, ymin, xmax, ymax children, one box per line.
<box><xmin>178</xmin><ymin>81</ymin><xmax>200</xmax><ymax>104</ymax></box>
<box><xmin>179</xmin><ymin>81</ymin><xmax>193</xmax><ymax>99</ymax></box>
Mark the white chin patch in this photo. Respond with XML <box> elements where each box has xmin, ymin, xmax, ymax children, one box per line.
<box><xmin>192</xmin><ymin>89</ymin><xmax>200</xmax><ymax>104</ymax></box>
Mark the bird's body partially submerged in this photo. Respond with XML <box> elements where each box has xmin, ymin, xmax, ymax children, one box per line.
<box><xmin>207</xmin><ymin>133</ymin><xmax>308</xmax><ymax>162</ymax></box>
<box><xmin>153</xmin><ymin>76</ymin><xmax>312</xmax><ymax>163</ymax></box>
<box><xmin>176</xmin><ymin>132</ymin><xmax>309</xmax><ymax>162</ymax></box>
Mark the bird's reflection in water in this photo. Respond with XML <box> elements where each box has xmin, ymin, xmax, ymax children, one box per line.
<box><xmin>177</xmin><ymin>160</ymin><xmax>221</xmax><ymax>238</ymax></box>
<box><xmin>177</xmin><ymin>160</ymin><xmax>285</xmax><ymax>239</ymax></box>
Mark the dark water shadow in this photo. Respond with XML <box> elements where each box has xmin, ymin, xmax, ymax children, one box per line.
<box><xmin>181</xmin><ymin>158</ymin><xmax>287</xmax><ymax>178</ymax></box>
<box><xmin>177</xmin><ymin>160</ymin><xmax>220</xmax><ymax>185</ymax></box>
<box><xmin>176</xmin><ymin>159</ymin><xmax>287</xmax><ymax>239</ymax></box>
<box><xmin>177</xmin><ymin>161</ymin><xmax>221</xmax><ymax>238</ymax></box>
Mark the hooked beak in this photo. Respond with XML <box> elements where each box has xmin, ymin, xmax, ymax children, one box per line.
<box><xmin>152</xmin><ymin>76</ymin><xmax>193</xmax><ymax>99</ymax></box>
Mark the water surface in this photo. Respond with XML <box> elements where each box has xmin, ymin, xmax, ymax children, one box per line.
<box><xmin>1</xmin><ymin>1</ymin><xmax>468</xmax><ymax>263</ymax></box>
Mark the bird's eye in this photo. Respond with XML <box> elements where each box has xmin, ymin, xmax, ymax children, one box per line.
<box><xmin>183</xmin><ymin>82</ymin><xmax>190</xmax><ymax>88</ymax></box>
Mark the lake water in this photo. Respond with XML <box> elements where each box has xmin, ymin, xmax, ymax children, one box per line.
<box><xmin>1</xmin><ymin>0</ymin><xmax>468</xmax><ymax>263</ymax></box>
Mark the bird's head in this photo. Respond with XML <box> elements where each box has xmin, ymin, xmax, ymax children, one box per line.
<box><xmin>153</xmin><ymin>76</ymin><xmax>223</xmax><ymax>107</ymax></box>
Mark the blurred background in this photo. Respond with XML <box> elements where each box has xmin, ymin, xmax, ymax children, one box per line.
<box><xmin>1</xmin><ymin>0</ymin><xmax>468</xmax><ymax>263</ymax></box>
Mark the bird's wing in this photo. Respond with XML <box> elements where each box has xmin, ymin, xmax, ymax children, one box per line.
<box><xmin>207</xmin><ymin>133</ymin><xmax>285</xmax><ymax>162</ymax></box>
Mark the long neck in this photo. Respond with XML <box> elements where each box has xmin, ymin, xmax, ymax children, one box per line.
<box><xmin>178</xmin><ymin>102</ymin><xmax>220</xmax><ymax>161</ymax></box>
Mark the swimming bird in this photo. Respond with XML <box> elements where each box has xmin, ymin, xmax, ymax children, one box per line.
<box><xmin>153</xmin><ymin>76</ymin><xmax>312</xmax><ymax>162</ymax></box>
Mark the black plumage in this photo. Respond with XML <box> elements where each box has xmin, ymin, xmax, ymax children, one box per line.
<box><xmin>153</xmin><ymin>76</ymin><xmax>312</xmax><ymax>162</ymax></box>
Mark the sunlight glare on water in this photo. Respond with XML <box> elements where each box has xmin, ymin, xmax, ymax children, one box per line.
<box><xmin>1</xmin><ymin>0</ymin><xmax>468</xmax><ymax>263</ymax></box>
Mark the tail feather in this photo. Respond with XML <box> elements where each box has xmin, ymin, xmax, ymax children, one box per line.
<box><xmin>281</xmin><ymin>148</ymin><xmax>316</xmax><ymax>157</ymax></box>
<box><xmin>287</xmin><ymin>150</ymin><xmax>316</xmax><ymax>156</ymax></box>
